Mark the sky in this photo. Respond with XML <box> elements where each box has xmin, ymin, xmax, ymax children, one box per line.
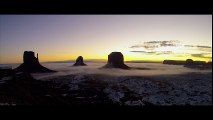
<box><xmin>0</xmin><ymin>15</ymin><xmax>212</xmax><ymax>64</ymax></box>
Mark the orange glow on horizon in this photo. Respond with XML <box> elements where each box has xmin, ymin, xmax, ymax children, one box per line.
<box><xmin>0</xmin><ymin>46</ymin><xmax>212</xmax><ymax>64</ymax></box>
<box><xmin>0</xmin><ymin>55</ymin><xmax>211</xmax><ymax>64</ymax></box>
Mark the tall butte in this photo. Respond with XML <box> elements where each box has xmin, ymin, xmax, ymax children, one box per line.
<box><xmin>102</xmin><ymin>52</ymin><xmax>130</xmax><ymax>69</ymax></box>
<box><xmin>73</xmin><ymin>56</ymin><xmax>87</xmax><ymax>66</ymax></box>
<box><xmin>14</xmin><ymin>51</ymin><xmax>56</xmax><ymax>73</ymax></box>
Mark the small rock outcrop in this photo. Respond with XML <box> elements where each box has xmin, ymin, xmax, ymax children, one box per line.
<box><xmin>73</xmin><ymin>56</ymin><xmax>87</xmax><ymax>66</ymax></box>
<box><xmin>185</xmin><ymin>59</ymin><xmax>194</xmax><ymax>65</ymax></box>
<box><xmin>102</xmin><ymin>52</ymin><xmax>130</xmax><ymax>69</ymax></box>
<box><xmin>14</xmin><ymin>51</ymin><xmax>55</xmax><ymax>73</ymax></box>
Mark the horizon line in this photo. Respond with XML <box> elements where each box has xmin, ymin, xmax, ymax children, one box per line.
<box><xmin>0</xmin><ymin>59</ymin><xmax>212</xmax><ymax>65</ymax></box>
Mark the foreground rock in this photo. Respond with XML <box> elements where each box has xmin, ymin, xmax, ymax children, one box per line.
<box><xmin>0</xmin><ymin>67</ymin><xmax>14</xmax><ymax>79</ymax></box>
<box><xmin>103</xmin><ymin>52</ymin><xmax>130</xmax><ymax>69</ymax></box>
<box><xmin>73</xmin><ymin>56</ymin><xmax>87</xmax><ymax>66</ymax></box>
<box><xmin>14</xmin><ymin>51</ymin><xmax>55</xmax><ymax>73</ymax></box>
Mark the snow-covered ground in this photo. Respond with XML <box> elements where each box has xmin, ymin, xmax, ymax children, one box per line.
<box><xmin>103</xmin><ymin>73</ymin><xmax>212</xmax><ymax>105</ymax></box>
<box><xmin>1</xmin><ymin>62</ymin><xmax>212</xmax><ymax>105</ymax></box>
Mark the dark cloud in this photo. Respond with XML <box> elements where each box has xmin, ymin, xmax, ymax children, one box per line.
<box><xmin>191</xmin><ymin>54</ymin><xmax>212</xmax><ymax>59</ymax></box>
<box><xmin>184</xmin><ymin>45</ymin><xmax>212</xmax><ymax>53</ymax></box>
<box><xmin>143</xmin><ymin>45</ymin><xmax>159</xmax><ymax>49</ymax></box>
<box><xmin>130</xmin><ymin>41</ymin><xmax>212</xmax><ymax>50</ymax></box>
<box><xmin>129</xmin><ymin>45</ymin><xmax>144</xmax><ymax>48</ymax></box>
<box><xmin>130</xmin><ymin>51</ymin><xmax>156</xmax><ymax>54</ymax></box>
<box><xmin>144</xmin><ymin>40</ymin><xmax>179</xmax><ymax>44</ymax></box>
<box><xmin>130</xmin><ymin>51</ymin><xmax>146</xmax><ymax>53</ymax></box>
<box><xmin>184</xmin><ymin>45</ymin><xmax>212</xmax><ymax>49</ymax></box>
<box><xmin>197</xmin><ymin>45</ymin><xmax>212</xmax><ymax>48</ymax></box>
<box><xmin>129</xmin><ymin>41</ymin><xmax>212</xmax><ymax>60</ymax></box>
<box><xmin>130</xmin><ymin>40</ymin><xmax>180</xmax><ymax>49</ymax></box>
<box><xmin>144</xmin><ymin>41</ymin><xmax>159</xmax><ymax>43</ymax></box>
<box><xmin>130</xmin><ymin>51</ymin><xmax>173</xmax><ymax>55</ymax></box>
<box><xmin>160</xmin><ymin>40</ymin><xmax>179</xmax><ymax>47</ymax></box>
<box><xmin>156</xmin><ymin>51</ymin><xmax>173</xmax><ymax>55</ymax></box>
<box><xmin>184</xmin><ymin>45</ymin><xmax>194</xmax><ymax>47</ymax></box>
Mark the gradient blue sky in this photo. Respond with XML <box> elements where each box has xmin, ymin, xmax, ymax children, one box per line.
<box><xmin>0</xmin><ymin>15</ymin><xmax>212</xmax><ymax>64</ymax></box>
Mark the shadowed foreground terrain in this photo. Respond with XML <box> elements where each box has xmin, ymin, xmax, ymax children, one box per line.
<box><xmin>0</xmin><ymin>69</ymin><xmax>211</xmax><ymax>106</ymax></box>
<box><xmin>0</xmin><ymin>72</ymin><xmax>117</xmax><ymax>106</ymax></box>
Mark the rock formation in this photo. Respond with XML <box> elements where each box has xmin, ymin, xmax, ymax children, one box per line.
<box><xmin>185</xmin><ymin>59</ymin><xmax>194</xmax><ymax>65</ymax></box>
<box><xmin>193</xmin><ymin>61</ymin><xmax>206</xmax><ymax>65</ymax></box>
<box><xmin>205</xmin><ymin>62</ymin><xmax>212</xmax><ymax>68</ymax></box>
<box><xmin>163</xmin><ymin>60</ymin><xmax>185</xmax><ymax>65</ymax></box>
<box><xmin>0</xmin><ymin>66</ymin><xmax>13</xmax><ymax>79</ymax></box>
<box><xmin>73</xmin><ymin>56</ymin><xmax>87</xmax><ymax>66</ymax></box>
<box><xmin>14</xmin><ymin>51</ymin><xmax>56</xmax><ymax>73</ymax></box>
<box><xmin>184</xmin><ymin>59</ymin><xmax>212</xmax><ymax>69</ymax></box>
<box><xmin>102</xmin><ymin>52</ymin><xmax>130</xmax><ymax>69</ymax></box>
<box><xmin>207</xmin><ymin>61</ymin><xmax>212</xmax><ymax>66</ymax></box>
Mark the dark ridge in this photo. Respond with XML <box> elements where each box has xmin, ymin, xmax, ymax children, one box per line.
<box><xmin>163</xmin><ymin>60</ymin><xmax>186</xmax><ymax>65</ymax></box>
<box><xmin>163</xmin><ymin>59</ymin><xmax>212</xmax><ymax>69</ymax></box>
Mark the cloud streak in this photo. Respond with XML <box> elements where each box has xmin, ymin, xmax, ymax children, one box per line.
<box><xmin>197</xmin><ymin>45</ymin><xmax>212</xmax><ymax>48</ymax></box>
<box><xmin>191</xmin><ymin>54</ymin><xmax>212</xmax><ymax>59</ymax></box>
<box><xmin>184</xmin><ymin>45</ymin><xmax>212</xmax><ymax>49</ymax></box>
<box><xmin>130</xmin><ymin>40</ymin><xmax>212</xmax><ymax>50</ymax></box>
<box><xmin>130</xmin><ymin>51</ymin><xmax>173</xmax><ymax>55</ymax></box>
<box><xmin>130</xmin><ymin>40</ymin><xmax>180</xmax><ymax>49</ymax></box>
<box><xmin>130</xmin><ymin>51</ymin><xmax>156</xmax><ymax>54</ymax></box>
<box><xmin>129</xmin><ymin>40</ymin><xmax>212</xmax><ymax>60</ymax></box>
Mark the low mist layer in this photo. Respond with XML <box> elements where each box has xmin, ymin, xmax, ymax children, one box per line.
<box><xmin>26</xmin><ymin>62</ymin><xmax>211</xmax><ymax>80</ymax></box>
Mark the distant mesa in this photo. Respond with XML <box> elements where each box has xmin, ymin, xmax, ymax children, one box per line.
<box><xmin>163</xmin><ymin>59</ymin><xmax>212</xmax><ymax>69</ymax></box>
<box><xmin>185</xmin><ymin>59</ymin><xmax>206</xmax><ymax>66</ymax></box>
<box><xmin>102</xmin><ymin>52</ymin><xmax>130</xmax><ymax>69</ymax></box>
<box><xmin>73</xmin><ymin>56</ymin><xmax>87</xmax><ymax>66</ymax></box>
<box><xmin>14</xmin><ymin>51</ymin><xmax>56</xmax><ymax>73</ymax></box>
<box><xmin>184</xmin><ymin>59</ymin><xmax>211</xmax><ymax>69</ymax></box>
<box><xmin>163</xmin><ymin>60</ymin><xmax>185</xmax><ymax>65</ymax></box>
<box><xmin>207</xmin><ymin>61</ymin><xmax>212</xmax><ymax>66</ymax></box>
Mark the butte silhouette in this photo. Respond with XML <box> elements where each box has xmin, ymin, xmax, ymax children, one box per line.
<box><xmin>102</xmin><ymin>52</ymin><xmax>130</xmax><ymax>69</ymax></box>
<box><xmin>73</xmin><ymin>56</ymin><xmax>87</xmax><ymax>66</ymax></box>
<box><xmin>14</xmin><ymin>51</ymin><xmax>56</xmax><ymax>73</ymax></box>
